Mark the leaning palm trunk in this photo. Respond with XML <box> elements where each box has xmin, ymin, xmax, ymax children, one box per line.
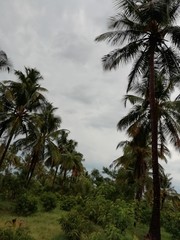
<box><xmin>148</xmin><ymin>45</ymin><xmax>160</xmax><ymax>240</ymax></box>
<box><xmin>52</xmin><ymin>165</ymin><xmax>59</xmax><ymax>188</ymax></box>
<box><xmin>26</xmin><ymin>161</ymin><xmax>37</xmax><ymax>186</ymax></box>
<box><xmin>0</xmin><ymin>133</ymin><xmax>14</xmax><ymax>169</ymax></box>
<box><xmin>0</xmin><ymin>120</ymin><xmax>18</xmax><ymax>169</ymax></box>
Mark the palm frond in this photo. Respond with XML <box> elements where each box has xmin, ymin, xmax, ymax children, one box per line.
<box><xmin>102</xmin><ymin>40</ymin><xmax>143</xmax><ymax>70</ymax></box>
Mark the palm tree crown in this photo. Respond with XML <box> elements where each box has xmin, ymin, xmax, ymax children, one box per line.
<box><xmin>95</xmin><ymin>0</ymin><xmax>180</xmax><ymax>91</ymax></box>
<box><xmin>0</xmin><ymin>67</ymin><xmax>47</xmax><ymax>169</ymax></box>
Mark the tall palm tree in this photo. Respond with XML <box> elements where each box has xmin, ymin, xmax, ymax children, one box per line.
<box><xmin>0</xmin><ymin>67</ymin><xmax>47</xmax><ymax>169</ymax></box>
<box><xmin>95</xmin><ymin>1</ymin><xmax>180</xmax><ymax>238</ymax></box>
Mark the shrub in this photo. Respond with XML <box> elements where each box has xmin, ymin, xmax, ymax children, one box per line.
<box><xmin>41</xmin><ymin>192</ymin><xmax>57</xmax><ymax>211</ymax></box>
<box><xmin>59</xmin><ymin>210</ymin><xmax>94</xmax><ymax>240</ymax></box>
<box><xmin>105</xmin><ymin>225</ymin><xmax>123</xmax><ymax>240</ymax></box>
<box><xmin>88</xmin><ymin>232</ymin><xmax>105</xmax><ymax>240</ymax></box>
<box><xmin>14</xmin><ymin>194</ymin><xmax>38</xmax><ymax>216</ymax></box>
<box><xmin>59</xmin><ymin>195</ymin><xmax>77</xmax><ymax>211</ymax></box>
<box><xmin>138</xmin><ymin>201</ymin><xmax>151</xmax><ymax>225</ymax></box>
<box><xmin>162</xmin><ymin>211</ymin><xmax>180</xmax><ymax>239</ymax></box>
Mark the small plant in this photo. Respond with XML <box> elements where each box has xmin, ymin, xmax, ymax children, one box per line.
<box><xmin>41</xmin><ymin>192</ymin><xmax>57</xmax><ymax>211</ymax></box>
<box><xmin>14</xmin><ymin>194</ymin><xmax>38</xmax><ymax>216</ymax></box>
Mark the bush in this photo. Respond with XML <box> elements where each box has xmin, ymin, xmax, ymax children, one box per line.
<box><xmin>162</xmin><ymin>211</ymin><xmax>180</xmax><ymax>239</ymax></box>
<box><xmin>0</xmin><ymin>228</ymin><xmax>34</xmax><ymax>240</ymax></box>
<box><xmin>14</xmin><ymin>194</ymin><xmax>38</xmax><ymax>216</ymax></box>
<box><xmin>59</xmin><ymin>210</ymin><xmax>95</xmax><ymax>240</ymax></box>
<box><xmin>59</xmin><ymin>195</ymin><xmax>77</xmax><ymax>211</ymax></box>
<box><xmin>138</xmin><ymin>201</ymin><xmax>151</xmax><ymax>225</ymax></box>
<box><xmin>41</xmin><ymin>192</ymin><xmax>57</xmax><ymax>211</ymax></box>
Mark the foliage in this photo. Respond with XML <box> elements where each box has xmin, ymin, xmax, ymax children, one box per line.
<box><xmin>87</xmin><ymin>231</ymin><xmax>105</xmax><ymax>240</ymax></box>
<box><xmin>137</xmin><ymin>201</ymin><xmax>152</xmax><ymax>225</ymax></box>
<box><xmin>40</xmin><ymin>192</ymin><xmax>57</xmax><ymax>211</ymax></box>
<box><xmin>83</xmin><ymin>195</ymin><xmax>112</xmax><ymax>224</ymax></box>
<box><xmin>59</xmin><ymin>195</ymin><xmax>78</xmax><ymax>211</ymax></box>
<box><xmin>70</xmin><ymin>176</ymin><xmax>93</xmax><ymax>197</ymax></box>
<box><xmin>162</xmin><ymin>211</ymin><xmax>180</xmax><ymax>239</ymax></box>
<box><xmin>105</xmin><ymin>225</ymin><xmax>126</xmax><ymax>240</ymax></box>
<box><xmin>0</xmin><ymin>174</ymin><xmax>26</xmax><ymax>200</ymax></box>
<box><xmin>95</xmin><ymin>183</ymin><xmax>117</xmax><ymax>201</ymax></box>
<box><xmin>14</xmin><ymin>194</ymin><xmax>38</xmax><ymax>216</ymax></box>
<box><xmin>0</xmin><ymin>228</ymin><xmax>34</xmax><ymax>240</ymax></box>
<box><xmin>59</xmin><ymin>210</ymin><xmax>95</xmax><ymax>240</ymax></box>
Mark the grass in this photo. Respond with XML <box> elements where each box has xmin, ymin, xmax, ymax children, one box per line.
<box><xmin>25</xmin><ymin>210</ymin><xmax>65</xmax><ymax>240</ymax></box>
<box><xmin>0</xmin><ymin>200</ymin><xmax>66</xmax><ymax>240</ymax></box>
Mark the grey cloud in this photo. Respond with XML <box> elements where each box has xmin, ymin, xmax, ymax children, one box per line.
<box><xmin>67</xmin><ymin>84</ymin><xmax>95</xmax><ymax>104</ymax></box>
<box><xmin>52</xmin><ymin>32</ymin><xmax>92</xmax><ymax>64</ymax></box>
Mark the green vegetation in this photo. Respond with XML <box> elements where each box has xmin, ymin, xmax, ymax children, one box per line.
<box><xmin>0</xmin><ymin>169</ymin><xmax>179</xmax><ymax>240</ymax></box>
<box><xmin>0</xmin><ymin>0</ymin><xmax>180</xmax><ymax>240</ymax></box>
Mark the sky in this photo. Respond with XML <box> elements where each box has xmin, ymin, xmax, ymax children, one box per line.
<box><xmin>0</xmin><ymin>0</ymin><xmax>179</xmax><ymax>191</ymax></box>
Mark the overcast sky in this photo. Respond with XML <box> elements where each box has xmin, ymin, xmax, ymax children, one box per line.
<box><xmin>0</xmin><ymin>0</ymin><xmax>179</xmax><ymax>191</ymax></box>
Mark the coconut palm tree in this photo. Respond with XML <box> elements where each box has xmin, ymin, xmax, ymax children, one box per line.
<box><xmin>14</xmin><ymin>102</ymin><xmax>61</xmax><ymax>185</ymax></box>
<box><xmin>112</xmin><ymin>133</ymin><xmax>151</xmax><ymax>201</ymax></box>
<box><xmin>118</xmin><ymin>72</ymin><xmax>180</xmax><ymax>151</ymax></box>
<box><xmin>0</xmin><ymin>67</ymin><xmax>47</xmax><ymax>169</ymax></box>
<box><xmin>45</xmin><ymin>129</ymin><xmax>70</xmax><ymax>187</ymax></box>
<box><xmin>59</xmin><ymin>139</ymin><xmax>83</xmax><ymax>182</ymax></box>
<box><xmin>117</xmin><ymin>72</ymin><xmax>180</xmax><ymax>237</ymax></box>
<box><xmin>159</xmin><ymin>172</ymin><xmax>179</xmax><ymax>210</ymax></box>
<box><xmin>95</xmin><ymin>1</ymin><xmax>180</xmax><ymax>238</ymax></box>
<box><xmin>0</xmin><ymin>50</ymin><xmax>12</xmax><ymax>72</ymax></box>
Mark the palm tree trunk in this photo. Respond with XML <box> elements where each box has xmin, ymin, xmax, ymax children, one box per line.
<box><xmin>148</xmin><ymin>45</ymin><xmax>161</xmax><ymax>240</ymax></box>
<box><xmin>26</xmin><ymin>161</ymin><xmax>36</xmax><ymax>186</ymax></box>
<box><xmin>0</xmin><ymin>132</ymin><xmax>14</xmax><ymax>169</ymax></box>
<box><xmin>26</xmin><ymin>153</ymin><xmax>38</xmax><ymax>186</ymax></box>
<box><xmin>0</xmin><ymin>119</ymin><xmax>19</xmax><ymax>169</ymax></box>
<box><xmin>52</xmin><ymin>165</ymin><xmax>59</xmax><ymax>187</ymax></box>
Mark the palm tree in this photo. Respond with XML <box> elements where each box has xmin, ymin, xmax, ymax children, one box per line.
<box><xmin>117</xmin><ymin>73</ymin><xmax>180</xmax><ymax>236</ymax></box>
<box><xmin>45</xmin><ymin>129</ymin><xmax>70</xmax><ymax>187</ymax></box>
<box><xmin>112</xmin><ymin>132</ymin><xmax>151</xmax><ymax>202</ymax></box>
<box><xmin>59</xmin><ymin>139</ymin><xmax>83</xmax><ymax>182</ymax></box>
<box><xmin>15</xmin><ymin>102</ymin><xmax>61</xmax><ymax>185</ymax></box>
<box><xmin>95</xmin><ymin>1</ymin><xmax>180</xmax><ymax>238</ymax></box>
<box><xmin>0</xmin><ymin>50</ymin><xmax>12</xmax><ymax>72</ymax></box>
<box><xmin>159</xmin><ymin>172</ymin><xmax>179</xmax><ymax>210</ymax></box>
<box><xmin>118</xmin><ymin>72</ymin><xmax>180</xmax><ymax>151</ymax></box>
<box><xmin>0</xmin><ymin>67</ymin><xmax>47</xmax><ymax>169</ymax></box>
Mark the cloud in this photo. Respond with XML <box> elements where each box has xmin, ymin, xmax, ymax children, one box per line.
<box><xmin>52</xmin><ymin>32</ymin><xmax>92</xmax><ymax>64</ymax></box>
<box><xmin>0</xmin><ymin>0</ymin><xmax>179</xmax><ymax>192</ymax></box>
